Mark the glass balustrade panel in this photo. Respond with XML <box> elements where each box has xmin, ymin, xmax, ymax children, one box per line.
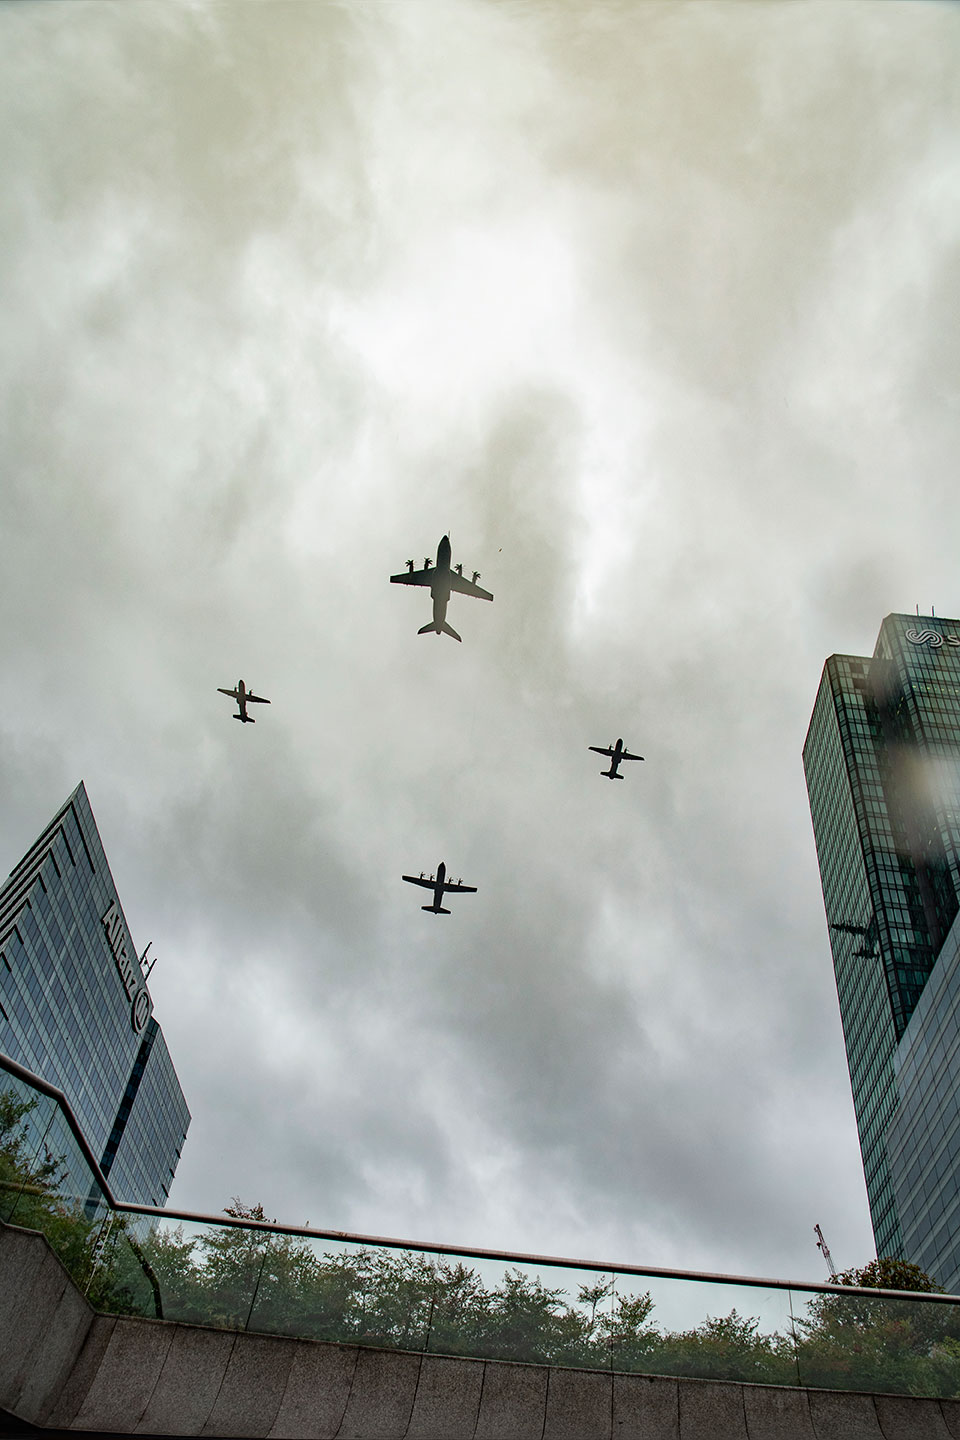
<box><xmin>790</xmin><ymin>1284</ymin><xmax>960</xmax><ymax>1397</ymax></box>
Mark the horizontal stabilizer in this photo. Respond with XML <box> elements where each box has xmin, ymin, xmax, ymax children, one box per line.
<box><xmin>441</xmin><ymin>622</ymin><xmax>462</xmax><ymax>642</ymax></box>
<box><xmin>417</xmin><ymin>622</ymin><xmax>436</xmax><ymax>635</ymax></box>
<box><xmin>423</xmin><ymin>905</ymin><xmax>451</xmax><ymax>914</ymax></box>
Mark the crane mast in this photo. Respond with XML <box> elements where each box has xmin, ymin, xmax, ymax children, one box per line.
<box><xmin>814</xmin><ymin>1223</ymin><xmax>836</xmax><ymax>1279</ymax></box>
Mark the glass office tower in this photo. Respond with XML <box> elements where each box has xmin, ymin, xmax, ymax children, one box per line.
<box><xmin>804</xmin><ymin>614</ymin><xmax>960</xmax><ymax>1263</ymax></box>
<box><xmin>0</xmin><ymin>783</ymin><xmax>189</xmax><ymax>1205</ymax></box>
<box><xmin>886</xmin><ymin>910</ymin><xmax>960</xmax><ymax>1291</ymax></box>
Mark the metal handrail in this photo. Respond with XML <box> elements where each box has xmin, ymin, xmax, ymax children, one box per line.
<box><xmin>3</xmin><ymin>1050</ymin><xmax>956</xmax><ymax>1305</ymax></box>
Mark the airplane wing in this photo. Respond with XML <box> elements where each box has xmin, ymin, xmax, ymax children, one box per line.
<box><xmin>390</xmin><ymin>568</ymin><xmax>434</xmax><ymax>586</ymax></box>
<box><xmin>588</xmin><ymin>746</ymin><xmax>614</xmax><ymax>757</ymax></box>
<box><xmin>448</xmin><ymin>572</ymin><xmax>494</xmax><ymax>601</ymax></box>
<box><xmin>622</xmin><ymin>750</ymin><xmax>644</xmax><ymax>762</ymax></box>
<box><xmin>402</xmin><ymin>875</ymin><xmax>437</xmax><ymax>890</ymax></box>
<box><xmin>245</xmin><ymin>693</ymin><xmax>271</xmax><ymax>705</ymax></box>
<box><xmin>217</xmin><ymin>687</ymin><xmax>240</xmax><ymax>699</ymax></box>
<box><xmin>441</xmin><ymin>881</ymin><xmax>477</xmax><ymax>894</ymax></box>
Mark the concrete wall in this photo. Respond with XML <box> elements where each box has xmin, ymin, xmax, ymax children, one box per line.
<box><xmin>3</xmin><ymin>1221</ymin><xmax>960</xmax><ymax>1440</ymax></box>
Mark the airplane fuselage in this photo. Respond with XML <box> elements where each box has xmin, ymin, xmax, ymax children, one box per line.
<box><xmin>419</xmin><ymin>861</ymin><xmax>457</xmax><ymax>914</ymax></box>
<box><xmin>427</xmin><ymin>537</ymin><xmax>453</xmax><ymax>629</ymax></box>
<box><xmin>235</xmin><ymin>680</ymin><xmax>252</xmax><ymax>723</ymax></box>
<box><xmin>603</xmin><ymin>739</ymin><xmax>626</xmax><ymax>778</ymax></box>
<box><xmin>427</xmin><ymin>861</ymin><xmax>448</xmax><ymax>911</ymax></box>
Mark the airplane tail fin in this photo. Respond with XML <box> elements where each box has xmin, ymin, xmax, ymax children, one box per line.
<box><xmin>416</xmin><ymin>621</ymin><xmax>462</xmax><ymax>642</ymax></box>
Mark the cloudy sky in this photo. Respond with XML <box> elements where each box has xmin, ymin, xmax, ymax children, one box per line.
<box><xmin>2</xmin><ymin>0</ymin><xmax>959</xmax><ymax>1287</ymax></box>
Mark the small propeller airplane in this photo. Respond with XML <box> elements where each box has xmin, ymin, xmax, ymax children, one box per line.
<box><xmin>402</xmin><ymin>861</ymin><xmax>477</xmax><ymax>914</ymax></box>
<box><xmin>217</xmin><ymin>680</ymin><xmax>271</xmax><ymax>723</ymax></box>
<box><xmin>589</xmin><ymin>738</ymin><xmax>644</xmax><ymax>780</ymax></box>
<box><xmin>390</xmin><ymin>534</ymin><xmax>493</xmax><ymax>642</ymax></box>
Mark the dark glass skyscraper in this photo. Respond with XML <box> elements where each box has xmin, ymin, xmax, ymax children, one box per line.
<box><xmin>0</xmin><ymin>783</ymin><xmax>189</xmax><ymax>1205</ymax></box>
<box><xmin>804</xmin><ymin>614</ymin><xmax>960</xmax><ymax>1262</ymax></box>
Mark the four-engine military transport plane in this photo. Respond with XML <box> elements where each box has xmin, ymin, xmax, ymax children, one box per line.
<box><xmin>402</xmin><ymin>862</ymin><xmax>478</xmax><ymax>914</ymax></box>
<box><xmin>217</xmin><ymin>680</ymin><xmax>271</xmax><ymax>723</ymax></box>
<box><xmin>390</xmin><ymin>534</ymin><xmax>493</xmax><ymax>641</ymax></box>
<box><xmin>589</xmin><ymin>738</ymin><xmax>644</xmax><ymax>779</ymax></box>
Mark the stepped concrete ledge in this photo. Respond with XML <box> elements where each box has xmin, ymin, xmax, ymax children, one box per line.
<box><xmin>2</xmin><ymin>1221</ymin><xmax>959</xmax><ymax>1440</ymax></box>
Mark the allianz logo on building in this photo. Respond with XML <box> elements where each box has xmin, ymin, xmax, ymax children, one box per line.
<box><xmin>906</xmin><ymin>628</ymin><xmax>960</xmax><ymax>649</ymax></box>
<box><xmin>101</xmin><ymin>900</ymin><xmax>152</xmax><ymax>1034</ymax></box>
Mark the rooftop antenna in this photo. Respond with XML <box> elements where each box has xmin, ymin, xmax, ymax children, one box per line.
<box><xmin>140</xmin><ymin>942</ymin><xmax>157</xmax><ymax>981</ymax></box>
<box><xmin>814</xmin><ymin>1223</ymin><xmax>836</xmax><ymax>1280</ymax></box>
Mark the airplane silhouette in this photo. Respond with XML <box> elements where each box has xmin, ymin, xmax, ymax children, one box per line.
<box><xmin>402</xmin><ymin>861</ymin><xmax>477</xmax><ymax>914</ymax></box>
<box><xmin>589</xmin><ymin>739</ymin><xmax>644</xmax><ymax>779</ymax></box>
<box><xmin>217</xmin><ymin>680</ymin><xmax>271</xmax><ymax>723</ymax></box>
<box><xmin>390</xmin><ymin>535</ymin><xmax>493</xmax><ymax>641</ymax></box>
<box><xmin>830</xmin><ymin>921</ymin><xmax>879</xmax><ymax>957</ymax></box>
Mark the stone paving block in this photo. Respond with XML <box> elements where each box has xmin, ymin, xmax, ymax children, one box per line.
<box><xmin>136</xmin><ymin>1325</ymin><xmax>237</xmax><ymax>1435</ymax></box>
<box><xmin>805</xmin><ymin>1389</ymin><xmax>883</xmax><ymax>1439</ymax></box>
<box><xmin>474</xmin><ymin>1360</ymin><xmax>549</xmax><ymax>1440</ymax></box>
<box><xmin>336</xmin><ymin>1347</ymin><xmax>422</xmax><ymax>1439</ymax></box>
<box><xmin>874</xmin><ymin>1393</ymin><xmax>953</xmax><ymax>1439</ymax></box>
<box><xmin>742</xmin><ymin>1384</ymin><xmax>816</xmax><ymax>1440</ymax></box>
<box><xmin>406</xmin><ymin>1354</ymin><xmax>484</xmax><ymax>1440</ymax></box>
<box><xmin>11</xmin><ymin>1257</ymin><xmax>94</xmax><ymax>1425</ymax></box>
<box><xmin>267</xmin><ymin>1341</ymin><xmax>358</xmax><ymax>1440</ymax></box>
<box><xmin>612</xmin><ymin>1372</ymin><xmax>679</xmax><ymax>1439</ymax></box>
<box><xmin>678</xmin><ymin>1378</ymin><xmax>748</xmax><ymax>1440</ymax></box>
<box><xmin>543</xmin><ymin>1366</ymin><xmax>612</xmax><ymax>1440</ymax></box>
<box><xmin>72</xmin><ymin>1315</ymin><xmax>175</xmax><ymax>1433</ymax></box>
<box><xmin>201</xmin><ymin>1332</ymin><xmax>295</xmax><ymax>1438</ymax></box>
<box><xmin>44</xmin><ymin>1316</ymin><xmax>117</xmax><ymax>1429</ymax></box>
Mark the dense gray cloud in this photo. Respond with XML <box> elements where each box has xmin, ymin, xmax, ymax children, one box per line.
<box><xmin>1</xmin><ymin>0</ymin><xmax>959</xmax><ymax>1285</ymax></box>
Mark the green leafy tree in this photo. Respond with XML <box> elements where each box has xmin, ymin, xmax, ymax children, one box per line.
<box><xmin>794</xmin><ymin>1258</ymin><xmax>960</xmax><ymax>1396</ymax></box>
<box><xmin>834</xmin><ymin>1258</ymin><xmax>944</xmax><ymax>1293</ymax></box>
<box><xmin>0</xmin><ymin>1090</ymin><xmax>65</xmax><ymax>1218</ymax></box>
<box><xmin>598</xmin><ymin>1287</ymin><xmax>659</xmax><ymax>1371</ymax></box>
<box><xmin>651</xmin><ymin>1309</ymin><xmax>796</xmax><ymax>1385</ymax></box>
